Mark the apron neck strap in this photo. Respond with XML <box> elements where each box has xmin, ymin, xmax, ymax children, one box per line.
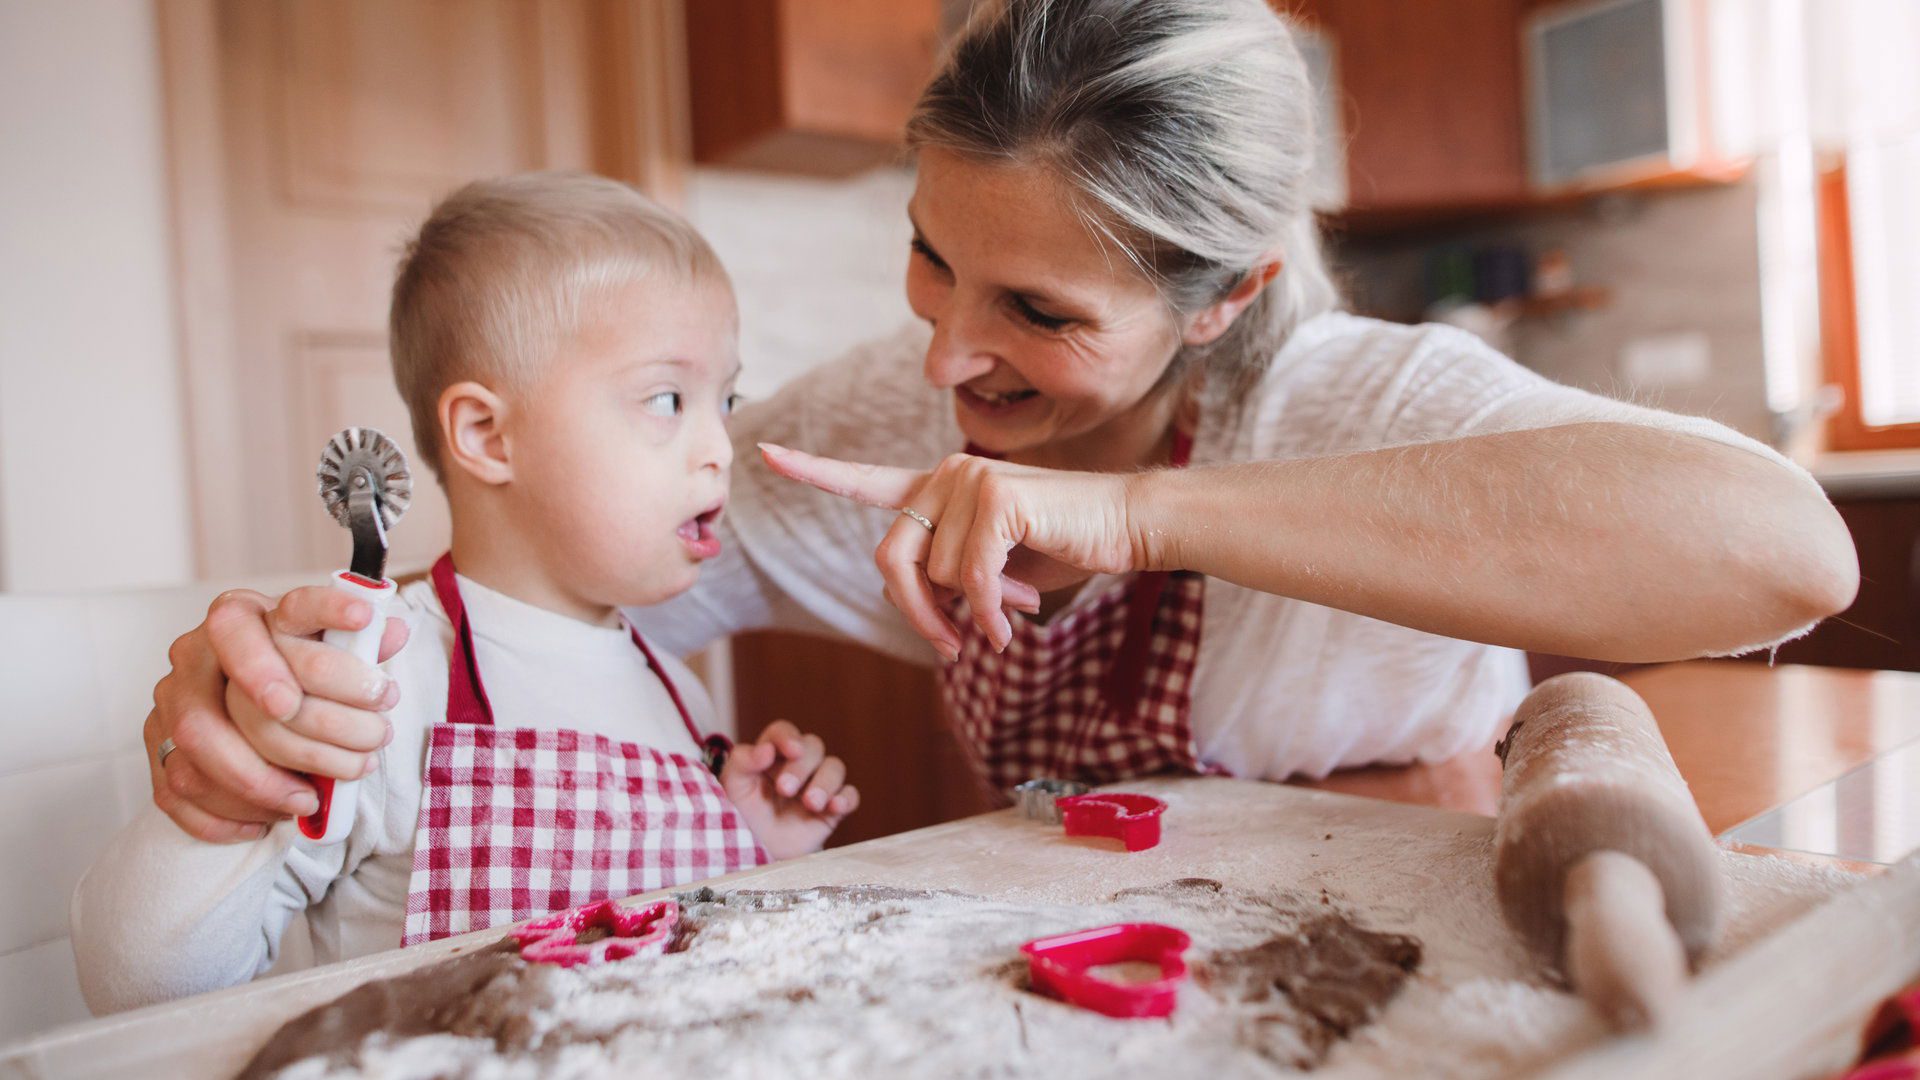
<box><xmin>431</xmin><ymin>554</ymin><xmax>496</xmax><ymax>727</ymax></box>
<box><xmin>624</xmin><ymin>622</ymin><xmax>706</xmax><ymax>747</ymax></box>
<box><xmin>1169</xmin><ymin>426</ymin><xmax>1194</xmax><ymax>468</ymax></box>
<box><xmin>428</xmin><ymin>553</ymin><xmax>702</xmax><ymax>743</ymax></box>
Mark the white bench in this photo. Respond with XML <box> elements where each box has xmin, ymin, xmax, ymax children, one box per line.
<box><xmin>0</xmin><ymin>575</ymin><xmax>311</xmax><ymax>1043</ymax></box>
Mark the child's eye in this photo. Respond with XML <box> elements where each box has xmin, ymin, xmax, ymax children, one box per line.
<box><xmin>642</xmin><ymin>391</ymin><xmax>682</xmax><ymax>417</ymax></box>
<box><xmin>723</xmin><ymin>393</ymin><xmax>745</xmax><ymax>416</ymax></box>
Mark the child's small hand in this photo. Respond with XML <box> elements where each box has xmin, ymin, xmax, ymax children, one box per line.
<box><xmin>720</xmin><ymin>720</ymin><xmax>860</xmax><ymax>860</ymax></box>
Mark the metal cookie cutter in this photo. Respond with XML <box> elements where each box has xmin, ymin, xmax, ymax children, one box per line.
<box><xmin>511</xmin><ymin>899</ymin><xmax>679</xmax><ymax>967</ymax></box>
<box><xmin>1057</xmin><ymin>792</ymin><xmax>1168</xmax><ymax>851</ymax></box>
<box><xmin>1013</xmin><ymin>778</ymin><xmax>1090</xmax><ymax>823</ymax></box>
<box><xmin>1021</xmin><ymin>922</ymin><xmax>1192</xmax><ymax>1019</ymax></box>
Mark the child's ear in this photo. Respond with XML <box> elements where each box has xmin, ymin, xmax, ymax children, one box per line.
<box><xmin>1182</xmin><ymin>258</ymin><xmax>1283</xmax><ymax>348</ymax></box>
<box><xmin>439</xmin><ymin>381</ymin><xmax>513</xmax><ymax>486</ymax></box>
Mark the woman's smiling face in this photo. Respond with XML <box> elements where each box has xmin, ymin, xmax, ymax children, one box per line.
<box><xmin>904</xmin><ymin>148</ymin><xmax>1187</xmax><ymax>460</ymax></box>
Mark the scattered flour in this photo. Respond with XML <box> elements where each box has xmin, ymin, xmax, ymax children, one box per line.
<box><xmin>233</xmin><ymin>782</ymin><xmax>1859</xmax><ymax>1080</ymax></box>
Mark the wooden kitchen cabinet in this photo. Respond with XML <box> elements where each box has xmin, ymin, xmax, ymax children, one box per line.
<box><xmin>1287</xmin><ymin>0</ymin><xmax>1743</xmax><ymax>228</ymax></box>
<box><xmin>1284</xmin><ymin>0</ymin><xmax>1531</xmax><ymax>222</ymax></box>
<box><xmin>731</xmin><ymin>631</ymin><xmax>999</xmax><ymax>845</ymax></box>
<box><xmin>685</xmin><ymin>0</ymin><xmax>941</xmax><ymax>174</ymax></box>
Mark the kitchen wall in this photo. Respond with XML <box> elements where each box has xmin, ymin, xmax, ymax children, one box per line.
<box><xmin>1335</xmin><ymin>178</ymin><xmax>1777</xmax><ymax>444</ymax></box>
<box><xmin>686</xmin><ymin>162</ymin><xmax>1781</xmax><ymax>449</ymax></box>
<box><xmin>0</xmin><ymin>0</ymin><xmax>196</xmax><ymax>594</ymax></box>
<box><xmin>685</xmin><ymin>166</ymin><xmax>919</xmax><ymax>401</ymax></box>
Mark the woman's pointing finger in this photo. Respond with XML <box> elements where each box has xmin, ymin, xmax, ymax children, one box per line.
<box><xmin>759</xmin><ymin>443</ymin><xmax>922</xmax><ymax>509</ymax></box>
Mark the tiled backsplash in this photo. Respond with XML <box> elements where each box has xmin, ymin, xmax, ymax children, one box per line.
<box><xmin>686</xmin><ymin>166</ymin><xmax>918</xmax><ymax>401</ymax></box>
<box><xmin>1335</xmin><ymin>179</ymin><xmax>1776</xmax><ymax>443</ymax></box>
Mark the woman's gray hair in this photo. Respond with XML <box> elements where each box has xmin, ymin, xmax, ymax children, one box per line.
<box><xmin>908</xmin><ymin>0</ymin><xmax>1341</xmax><ymax>387</ymax></box>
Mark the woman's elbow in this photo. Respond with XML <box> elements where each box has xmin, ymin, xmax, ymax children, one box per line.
<box><xmin>1793</xmin><ymin>504</ymin><xmax>1861</xmax><ymax>620</ymax></box>
<box><xmin>1752</xmin><ymin>486</ymin><xmax>1860</xmax><ymax>634</ymax></box>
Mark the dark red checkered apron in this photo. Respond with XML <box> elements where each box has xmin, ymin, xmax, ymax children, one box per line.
<box><xmin>401</xmin><ymin>555</ymin><xmax>766</xmax><ymax>946</ymax></box>
<box><xmin>939</xmin><ymin>430</ymin><xmax>1216</xmax><ymax>792</ymax></box>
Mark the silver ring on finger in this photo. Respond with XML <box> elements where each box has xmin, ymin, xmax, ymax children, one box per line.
<box><xmin>900</xmin><ymin>506</ymin><xmax>936</xmax><ymax>532</ymax></box>
<box><xmin>157</xmin><ymin>737</ymin><xmax>179</xmax><ymax>768</ymax></box>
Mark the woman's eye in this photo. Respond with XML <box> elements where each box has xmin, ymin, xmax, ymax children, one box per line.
<box><xmin>642</xmin><ymin>391</ymin><xmax>682</xmax><ymax>417</ymax></box>
<box><xmin>723</xmin><ymin>393</ymin><xmax>745</xmax><ymax>416</ymax></box>
<box><xmin>1011</xmin><ymin>297</ymin><xmax>1071</xmax><ymax>332</ymax></box>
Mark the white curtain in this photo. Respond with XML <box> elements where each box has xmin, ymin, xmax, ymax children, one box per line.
<box><xmin>1726</xmin><ymin>0</ymin><xmax>1920</xmax><ymax>434</ymax></box>
<box><xmin>1811</xmin><ymin>0</ymin><xmax>1920</xmax><ymax>427</ymax></box>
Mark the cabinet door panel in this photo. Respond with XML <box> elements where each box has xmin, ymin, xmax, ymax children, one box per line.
<box><xmin>1285</xmin><ymin>0</ymin><xmax>1529</xmax><ymax>213</ymax></box>
<box><xmin>166</xmin><ymin>0</ymin><xmax>685</xmax><ymax>576</ymax></box>
<box><xmin>687</xmin><ymin>0</ymin><xmax>939</xmax><ymax>174</ymax></box>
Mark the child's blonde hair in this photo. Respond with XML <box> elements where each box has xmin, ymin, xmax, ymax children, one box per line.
<box><xmin>391</xmin><ymin>171</ymin><xmax>727</xmax><ymax>478</ymax></box>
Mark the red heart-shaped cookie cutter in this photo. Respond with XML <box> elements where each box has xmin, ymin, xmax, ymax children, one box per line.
<box><xmin>1021</xmin><ymin>922</ymin><xmax>1192</xmax><ymax>1018</ymax></box>
<box><xmin>1055</xmin><ymin>792</ymin><xmax>1167</xmax><ymax>851</ymax></box>
<box><xmin>510</xmin><ymin>898</ymin><xmax>679</xmax><ymax>967</ymax></box>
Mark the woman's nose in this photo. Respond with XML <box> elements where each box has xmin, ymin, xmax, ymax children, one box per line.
<box><xmin>922</xmin><ymin>313</ymin><xmax>998</xmax><ymax>390</ymax></box>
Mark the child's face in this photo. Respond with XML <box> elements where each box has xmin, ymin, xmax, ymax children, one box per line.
<box><xmin>506</xmin><ymin>276</ymin><xmax>741</xmax><ymax>610</ymax></box>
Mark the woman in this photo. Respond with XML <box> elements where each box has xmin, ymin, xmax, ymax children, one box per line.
<box><xmin>146</xmin><ymin>0</ymin><xmax>1855</xmax><ymax>841</ymax></box>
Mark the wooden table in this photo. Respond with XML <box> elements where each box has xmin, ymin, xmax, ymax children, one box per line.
<box><xmin>7</xmin><ymin>662</ymin><xmax>1912</xmax><ymax>1078</ymax></box>
<box><xmin>0</xmin><ymin>775</ymin><xmax>1855</xmax><ymax>1080</ymax></box>
<box><xmin>1625</xmin><ymin>661</ymin><xmax>1920</xmax><ymax>835</ymax></box>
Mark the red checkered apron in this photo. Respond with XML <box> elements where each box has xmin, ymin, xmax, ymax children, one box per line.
<box><xmin>401</xmin><ymin>555</ymin><xmax>767</xmax><ymax>946</ymax></box>
<box><xmin>938</xmin><ymin>430</ymin><xmax>1216</xmax><ymax>793</ymax></box>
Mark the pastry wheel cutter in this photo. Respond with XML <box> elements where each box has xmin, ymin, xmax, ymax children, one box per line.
<box><xmin>298</xmin><ymin>427</ymin><xmax>411</xmax><ymax>846</ymax></box>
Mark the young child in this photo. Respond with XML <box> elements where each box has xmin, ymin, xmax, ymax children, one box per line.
<box><xmin>71</xmin><ymin>173</ymin><xmax>858</xmax><ymax>1012</ymax></box>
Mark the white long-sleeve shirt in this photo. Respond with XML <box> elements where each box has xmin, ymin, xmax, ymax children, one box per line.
<box><xmin>635</xmin><ymin>314</ymin><xmax>1819</xmax><ymax>778</ymax></box>
<box><xmin>71</xmin><ymin>573</ymin><xmax>719</xmax><ymax>1014</ymax></box>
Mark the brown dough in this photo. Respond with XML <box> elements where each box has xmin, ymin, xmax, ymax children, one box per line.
<box><xmin>1200</xmin><ymin>915</ymin><xmax>1424</xmax><ymax>1063</ymax></box>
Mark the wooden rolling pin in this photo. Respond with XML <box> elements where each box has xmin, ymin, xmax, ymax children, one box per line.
<box><xmin>1495</xmin><ymin>672</ymin><xmax>1726</xmax><ymax>1030</ymax></box>
<box><xmin>1545</xmin><ymin>847</ymin><xmax>1920</xmax><ymax>1080</ymax></box>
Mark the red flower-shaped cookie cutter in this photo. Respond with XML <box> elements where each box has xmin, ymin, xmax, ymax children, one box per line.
<box><xmin>510</xmin><ymin>898</ymin><xmax>679</xmax><ymax>967</ymax></box>
<box><xmin>1056</xmin><ymin>792</ymin><xmax>1167</xmax><ymax>851</ymax></box>
<box><xmin>1022</xmin><ymin>922</ymin><xmax>1192</xmax><ymax>1019</ymax></box>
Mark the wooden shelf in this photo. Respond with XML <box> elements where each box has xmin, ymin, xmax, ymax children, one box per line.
<box><xmin>1326</xmin><ymin>164</ymin><xmax>1752</xmax><ymax>240</ymax></box>
<box><xmin>1517</xmin><ymin>286</ymin><xmax>1611</xmax><ymax>317</ymax></box>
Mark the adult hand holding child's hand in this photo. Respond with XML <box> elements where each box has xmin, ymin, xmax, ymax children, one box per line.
<box><xmin>147</xmin><ymin>585</ymin><xmax>408</xmax><ymax>841</ymax></box>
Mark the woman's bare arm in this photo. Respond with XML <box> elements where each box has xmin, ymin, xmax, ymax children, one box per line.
<box><xmin>767</xmin><ymin>423</ymin><xmax>1857</xmax><ymax>663</ymax></box>
<box><xmin>1134</xmin><ymin>423</ymin><xmax>1857</xmax><ymax>661</ymax></box>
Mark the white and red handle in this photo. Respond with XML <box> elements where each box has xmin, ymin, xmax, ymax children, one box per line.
<box><xmin>295</xmin><ymin>570</ymin><xmax>394</xmax><ymax>847</ymax></box>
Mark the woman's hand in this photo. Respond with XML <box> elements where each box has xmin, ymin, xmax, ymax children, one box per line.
<box><xmin>147</xmin><ymin>587</ymin><xmax>408</xmax><ymax>841</ymax></box>
<box><xmin>760</xmin><ymin>442</ymin><xmax>1150</xmax><ymax>658</ymax></box>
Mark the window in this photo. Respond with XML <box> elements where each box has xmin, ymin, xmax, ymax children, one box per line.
<box><xmin>1814</xmin><ymin>1</ymin><xmax>1920</xmax><ymax>450</ymax></box>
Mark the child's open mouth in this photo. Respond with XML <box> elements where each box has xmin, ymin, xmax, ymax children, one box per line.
<box><xmin>683</xmin><ymin>503</ymin><xmax>725</xmax><ymax>557</ymax></box>
<box><xmin>677</xmin><ymin>505</ymin><xmax>724</xmax><ymax>560</ymax></box>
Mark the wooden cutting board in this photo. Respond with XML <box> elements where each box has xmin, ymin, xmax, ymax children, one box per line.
<box><xmin>0</xmin><ymin>777</ymin><xmax>1866</xmax><ymax>1079</ymax></box>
